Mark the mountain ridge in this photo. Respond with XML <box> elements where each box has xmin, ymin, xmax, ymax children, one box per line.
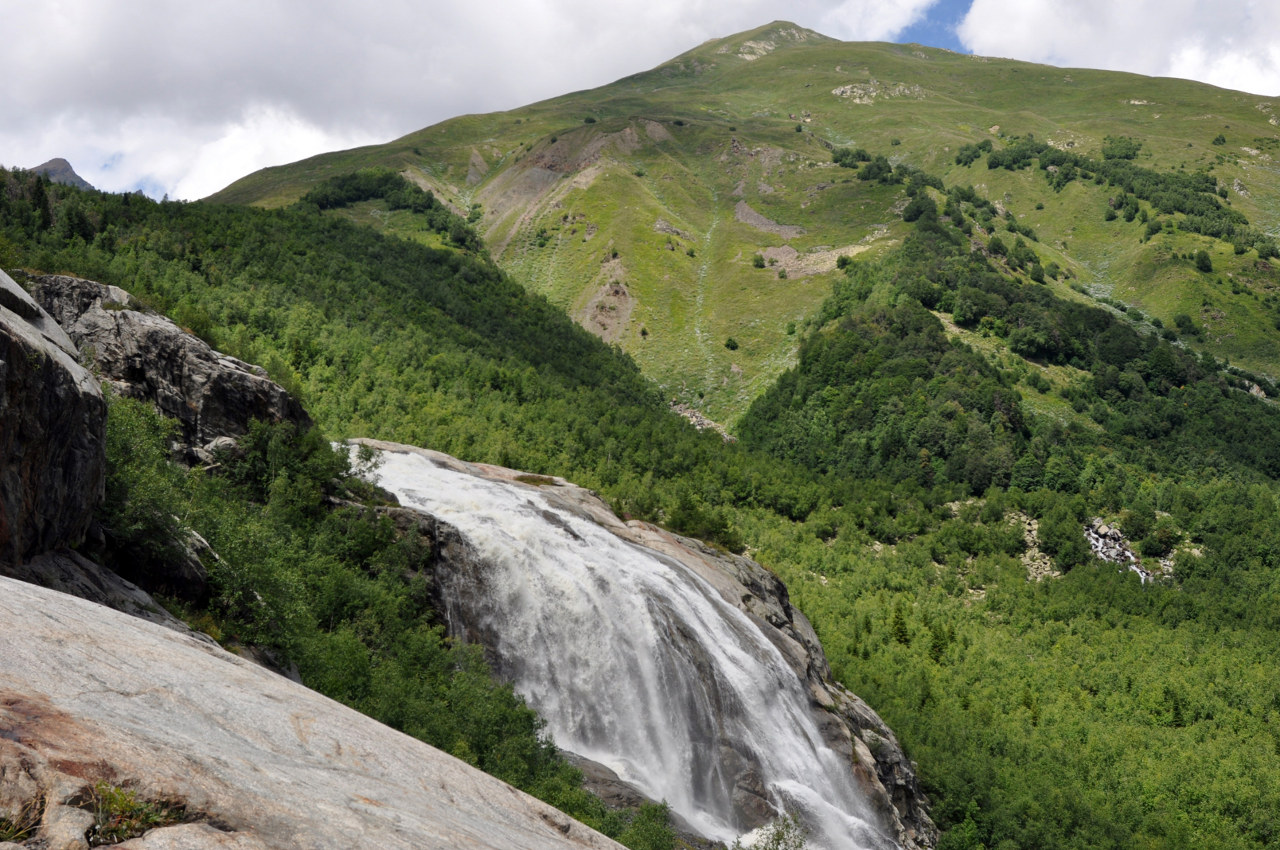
<box><xmin>208</xmin><ymin>24</ymin><xmax>1280</xmax><ymax>423</ymax></box>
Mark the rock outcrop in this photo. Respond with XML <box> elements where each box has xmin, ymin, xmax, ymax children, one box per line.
<box><xmin>0</xmin><ymin>575</ymin><xmax>625</xmax><ymax>850</ymax></box>
<box><xmin>29</xmin><ymin>275</ymin><xmax>310</xmax><ymax>461</ymax></box>
<box><xmin>353</xmin><ymin>439</ymin><xmax>937</xmax><ymax>850</ymax></box>
<box><xmin>0</xmin><ymin>270</ymin><xmax>105</xmax><ymax>565</ymax></box>
<box><xmin>30</xmin><ymin>157</ymin><xmax>95</xmax><ymax>191</ymax></box>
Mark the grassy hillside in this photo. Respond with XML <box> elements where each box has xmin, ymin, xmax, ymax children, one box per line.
<box><xmin>211</xmin><ymin>22</ymin><xmax>1280</xmax><ymax>423</ymax></box>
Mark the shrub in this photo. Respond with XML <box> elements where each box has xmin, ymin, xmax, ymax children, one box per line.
<box><xmin>82</xmin><ymin>782</ymin><xmax>188</xmax><ymax>846</ymax></box>
<box><xmin>832</xmin><ymin>148</ymin><xmax>871</xmax><ymax>168</ymax></box>
<box><xmin>1102</xmin><ymin>135</ymin><xmax>1142</xmax><ymax>160</ymax></box>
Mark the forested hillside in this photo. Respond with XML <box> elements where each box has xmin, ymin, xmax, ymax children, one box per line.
<box><xmin>735</xmin><ymin>160</ymin><xmax>1280</xmax><ymax>850</ymax></box>
<box><xmin>7</xmin><ymin>25</ymin><xmax>1280</xmax><ymax>849</ymax></box>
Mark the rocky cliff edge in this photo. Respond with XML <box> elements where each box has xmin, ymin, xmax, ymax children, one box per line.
<box><xmin>0</xmin><ymin>270</ymin><xmax>104</xmax><ymax>565</ymax></box>
<box><xmin>29</xmin><ymin>274</ymin><xmax>311</xmax><ymax>462</ymax></box>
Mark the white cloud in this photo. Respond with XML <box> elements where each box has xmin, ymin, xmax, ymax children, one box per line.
<box><xmin>0</xmin><ymin>105</ymin><xmax>379</xmax><ymax>200</ymax></box>
<box><xmin>3</xmin><ymin>0</ymin><xmax>836</xmax><ymax>198</ymax></box>
<box><xmin>169</xmin><ymin>106</ymin><xmax>385</xmax><ymax>201</ymax></box>
<box><xmin>957</xmin><ymin>0</ymin><xmax>1280</xmax><ymax>96</ymax></box>
<box><xmin>820</xmin><ymin>0</ymin><xmax>941</xmax><ymax>42</ymax></box>
<box><xmin>3</xmin><ymin>1</ymin><xmax>1279</xmax><ymax>200</ymax></box>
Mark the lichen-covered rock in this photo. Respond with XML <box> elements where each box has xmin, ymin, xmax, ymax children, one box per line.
<box><xmin>29</xmin><ymin>275</ymin><xmax>310</xmax><ymax>458</ymax></box>
<box><xmin>0</xmin><ymin>270</ymin><xmax>105</xmax><ymax>565</ymax></box>
<box><xmin>0</xmin><ymin>576</ymin><xmax>624</xmax><ymax>850</ymax></box>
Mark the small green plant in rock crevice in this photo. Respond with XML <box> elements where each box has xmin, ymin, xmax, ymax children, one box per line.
<box><xmin>79</xmin><ymin>781</ymin><xmax>189</xmax><ymax>846</ymax></box>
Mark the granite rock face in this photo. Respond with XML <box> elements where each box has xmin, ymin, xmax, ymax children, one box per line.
<box><xmin>29</xmin><ymin>275</ymin><xmax>310</xmax><ymax>459</ymax></box>
<box><xmin>0</xmin><ymin>270</ymin><xmax>105</xmax><ymax>565</ymax></box>
<box><xmin>0</xmin><ymin>576</ymin><xmax>625</xmax><ymax>850</ymax></box>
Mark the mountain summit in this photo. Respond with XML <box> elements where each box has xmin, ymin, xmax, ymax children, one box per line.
<box><xmin>30</xmin><ymin>157</ymin><xmax>94</xmax><ymax>191</ymax></box>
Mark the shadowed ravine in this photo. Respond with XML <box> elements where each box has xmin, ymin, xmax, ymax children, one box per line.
<box><xmin>364</xmin><ymin>447</ymin><xmax>896</xmax><ymax>850</ymax></box>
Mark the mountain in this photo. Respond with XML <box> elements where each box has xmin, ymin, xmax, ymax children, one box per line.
<box><xmin>31</xmin><ymin>156</ymin><xmax>94</xmax><ymax>190</ymax></box>
<box><xmin>7</xmin><ymin>22</ymin><xmax>1280</xmax><ymax>850</ymax></box>
<box><xmin>210</xmin><ymin>21</ymin><xmax>1280</xmax><ymax>425</ymax></box>
<box><xmin>0</xmin><ymin>265</ymin><xmax>931</xmax><ymax>848</ymax></box>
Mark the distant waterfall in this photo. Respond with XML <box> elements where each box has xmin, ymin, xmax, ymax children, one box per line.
<box><xmin>366</xmin><ymin>447</ymin><xmax>894</xmax><ymax>850</ymax></box>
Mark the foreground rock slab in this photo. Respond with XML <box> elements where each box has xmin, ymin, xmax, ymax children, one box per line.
<box><xmin>0</xmin><ymin>577</ymin><xmax>622</xmax><ymax>850</ymax></box>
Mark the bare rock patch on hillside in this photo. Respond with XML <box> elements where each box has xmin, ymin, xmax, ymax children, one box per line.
<box><xmin>467</xmin><ymin>148</ymin><xmax>489</xmax><ymax>186</ymax></box>
<box><xmin>758</xmin><ymin>243</ymin><xmax>873</xmax><ymax>279</ymax></box>
<box><xmin>643</xmin><ymin>120</ymin><xmax>673</xmax><ymax>143</ymax></box>
<box><xmin>579</xmin><ymin>280</ymin><xmax>635</xmax><ymax>344</ymax></box>
<box><xmin>831</xmin><ymin>80</ymin><xmax>924</xmax><ymax>104</ymax></box>
<box><xmin>735</xmin><ymin>201</ymin><xmax>803</xmax><ymax>238</ymax></box>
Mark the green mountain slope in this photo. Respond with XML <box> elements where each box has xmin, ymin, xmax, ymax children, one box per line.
<box><xmin>212</xmin><ymin>22</ymin><xmax>1280</xmax><ymax>423</ymax></box>
<box><xmin>9</xmin><ymin>105</ymin><xmax>1280</xmax><ymax>847</ymax></box>
<box><xmin>11</xmin><ymin>22</ymin><xmax>1280</xmax><ymax>850</ymax></box>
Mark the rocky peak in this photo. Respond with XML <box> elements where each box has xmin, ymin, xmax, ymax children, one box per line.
<box><xmin>30</xmin><ymin>156</ymin><xmax>94</xmax><ymax>191</ymax></box>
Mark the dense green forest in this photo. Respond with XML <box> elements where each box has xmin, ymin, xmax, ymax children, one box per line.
<box><xmin>5</xmin><ymin>160</ymin><xmax>1280</xmax><ymax>850</ymax></box>
<box><xmin>737</xmin><ymin>162</ymin><xmax>1280</xmax><ymax>849</ymax></box>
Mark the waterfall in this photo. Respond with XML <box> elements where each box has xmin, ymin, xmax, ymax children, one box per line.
<box><xmin>363</xmin><ymin>446</ymin><xmax>895</xmax><ymax>850</ymax></box>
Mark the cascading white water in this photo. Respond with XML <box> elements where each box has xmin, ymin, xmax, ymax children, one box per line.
<box><xmin>365</xmin><ymin>447</ymin><xmax>895</xmax><ymax>850</ymax></box>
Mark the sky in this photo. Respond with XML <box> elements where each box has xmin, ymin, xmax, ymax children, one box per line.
<box><xmin>2</xmin><ymin>0</ymin><xmax>1278</xmax><ymax>201</ymax></box>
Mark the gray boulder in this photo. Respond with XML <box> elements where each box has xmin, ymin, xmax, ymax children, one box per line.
<box><xmin>0</xmin><ymin>270</ymin><xmax>105</xmax><ymax>565</ymax></box>
<box><xmin>29</xmin><ymin>275</ymin><xmax>310</xmax><ymax>458</ymax></box>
